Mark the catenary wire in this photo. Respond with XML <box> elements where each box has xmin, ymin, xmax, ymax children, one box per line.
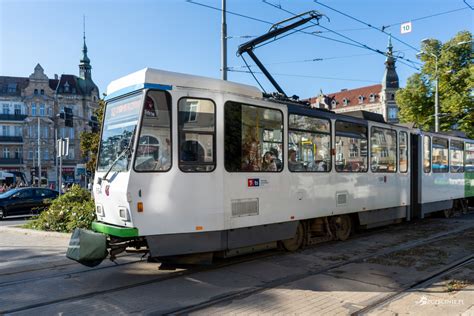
<box><xmin>262</xmin><ymin>0</ymin><xmax>421</xmax><ymax>69</ymax></box>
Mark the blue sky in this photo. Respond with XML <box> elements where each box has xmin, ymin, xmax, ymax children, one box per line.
<box><xmin>0</xmin><ymin>0</ymin><xmax>472</xmax><ymax>98</ymax></box>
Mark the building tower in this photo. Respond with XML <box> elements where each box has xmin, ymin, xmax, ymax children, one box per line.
<box><xmin>381</xmin><ymin>35</ymin><xmax>400</xmax><ymax>123</ymax></box>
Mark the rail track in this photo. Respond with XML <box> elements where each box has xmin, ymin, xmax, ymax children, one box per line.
<box><xmin>1</xmin><ymin>218</ymin><xmax>472</xmax><ymax>315</ymax></box>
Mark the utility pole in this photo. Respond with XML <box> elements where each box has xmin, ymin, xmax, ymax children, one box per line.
<box><xmin>221</xmin><ymin>0</ymin><xmax>227</xmax><ymax>80</ymax></box>
<box><xmin>37</xmin><ymin>116</ymin><xmax>41</xmax><ymax>186</ymax></box>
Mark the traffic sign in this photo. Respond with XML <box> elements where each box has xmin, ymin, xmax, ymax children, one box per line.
<box><xmin>400</xmin><ymin>21</ymin><xmax>412</xmax><ymax>34</ymax></box>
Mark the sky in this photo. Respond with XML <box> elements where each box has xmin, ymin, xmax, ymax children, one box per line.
<box><xmin>0</xmin><ymin>0</ymin><xmax>472</xmax><ymax>99</ymax></box>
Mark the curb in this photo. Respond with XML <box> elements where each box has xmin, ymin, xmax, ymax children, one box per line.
<box><xmin>0</xmin><ymin>226</ymin><xmax>71</xmax><ymax>238</ymax></box>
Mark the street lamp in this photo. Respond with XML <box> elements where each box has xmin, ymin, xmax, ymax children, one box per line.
<box><xmin>417</xmin><ymin>39</ymin><xmax>472</xmax><ymax>133</ymax></box>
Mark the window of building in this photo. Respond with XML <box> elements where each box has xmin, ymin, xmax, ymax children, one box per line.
<box><xmin>288</xmin><ymin>114</ymin><xmax>331</xmax><ymax>172</ymax></box>
<box><xmin>69</xmin><ymin>127</ymin><xmax>74</xmax><ymax>140</ymax></box>
<box><xmin>47</xmin><ymin>107</ymin><xmax>52</xmax><ymax>117</ymax></box>
<box><xmin>423</xmin><ymin>136</ymin><xmax>431</xmax><ymax>173</ymax></box>
<box><xmin>3</xmin><ymin>148</ymin><xmax>9</xmax><ymax>158</ymax></box>
<box><xmin>44</xmin><ymin>149</ymin><xmax>49</xmax><ymax>160</ymax></box>
<box><xmin>7</xmin><ymin>84</ymin><xmax>16</xmax><ymax>93</ymax></box>
<box><xmin>134</xmin><ymin>90</ymin><xmax>172</xmax><ymax>172</ymax></box>
<box><xmin>358</xmin><ymin>95</ymin><xmax>364</xmax><ymax>104</ymax></box>
<box><xmin>450</xmin><ymin>140</ymin><xmax>464</xmax><ymax>173</ymax></box>
<box><xmin>369</xmin><ymin>93</ymin><xmax>375</xmax><ymax>102</ymax></box>
<box><xmin>43</xmin><ymin>126</ymin><xmax>49</xmax><ymax>138</ymax></box>
<box><xmin>432</xmin><ymin>137</ymin><xmax>448</xmax><ymax>173</ymax></box>
<box><xmin>14</xmin><ymin>104</ymin><xmax>21</xmax><ymax>115</ymax></box>
<box><xmin>14</xmin><ymin>126</ymin><xmax>21</xmax><ymax>137</ymax></box>
<box><xmin>388</xmin><ymin>107</ymin><xmax>398</xmax><ymax>120</ymax></box>
<box><xmin>40</xmin><ymin>104</ymin><xmax>45</xmax><ymax>116</ymax></box>
<box><xmin>2</xmin><ymin>126</ymin><xmax>8</xmax><ymax>136</ymax></box>
<box><xmin>28</xmin><ymin>150</ymin><xmax>33</xmax><ymax>159</ymax></box>
<box><xmin>31</xmin><ymin>104</ymin><xmax>37</xmax><ymax>116</ymax></box>
<box><xmin>465</xmin><ymin>143</ymin><xmax>474</xmax><ymax>172</ymax></box>
<box><xmin>224</xmin><ymin>101</ymin><xmax>283</xmax><ymax>172</ymax></box>
<box><xmin>399</xmin><ymin>131</ymin><xmax>408</xmax><ymax>173</ymax></box>
<box><xmin>335</xmin><ymin>121</ymin><xmax>368</xmax><ymax>172</ymax></box>
<box><xmin>370</xmin><ymin>127</ymin><xmax>397</xmax><ymax>172</ymax></box>
<box><xmin>178</xmin><ymin>98</ymin><xmax>216</xmax><ymax>172</ymax></box>
<box><xmin>67</xmin><ymin>146</ymin><xmax>74</xmax><ymax>159</ymax></box>
<box><xmin>34</xmin><ymin>89</ymin><xmax>38</xmax><ymax>95</ymax></box>
<box><xmin>390</xmin><ymin>93</ymin><xmax>395</xmax><ymax>100</ymax></box>
<box><xmin>15</xmin><ymin>148</ymin><xmax>21</xmax><ymax>159</ymax></box>
<box><xmin>40</xmin><ymin>89</ymin><xmax>44</xmax><ymax>95</ymax></box>
<box><xmin>342</xmin><ymin>98</ymin><xmax>349</xmax><ymax>106</ymax></box>
<box><xmin>331</xmin><ymin>100</ymin><xmax>337</xmax><ymax>107</ymax></box>
<box><xmin>2</xmin><ymin>104</ymin><xmax>9</xmax><ymax>115</ymax></box>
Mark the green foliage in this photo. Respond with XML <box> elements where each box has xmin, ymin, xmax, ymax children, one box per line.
<box><xmin>25</xmin><ymin>185</ymin><xmax>96</xmax><ymax>233</ymax></box>
<box><xmin>396</xmin><ymin>31</ymin><xmax>473</xmax><ymax>137</ymax></box>
<box><xmin>80</xmin><ymin>99</ymin><xmax>105</xmax><ymax>173</ymax></box>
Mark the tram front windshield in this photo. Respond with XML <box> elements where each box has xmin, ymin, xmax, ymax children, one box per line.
<box><xmin>97</xmin><ymin>94</ymin><xmax>142</xmax><ymax>172</ymax></box>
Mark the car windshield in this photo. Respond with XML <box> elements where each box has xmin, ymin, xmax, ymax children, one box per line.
<box><xmin>0</xmin><ymin>188</ymin><xmax>20</xmax><ymax>198</ymax></box>
<box><xmin>97</xmin><ymin>93</ymin><xmax>143</xmax><ymax>172</ymax></box>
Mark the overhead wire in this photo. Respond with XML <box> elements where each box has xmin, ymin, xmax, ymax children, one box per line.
<box><xmin>383</xmin><ymin>7</ymin><xmax>471</xmax><ymax>28</ymax></box>
<box><xmin>263</xmin><ymin>0</ymin><xmax>421</xmax><ymax>69</ymax></box>
<box><xmin>314</xmin><ymin>0</ymin><xmax>420</xmax><ymax>52</ymax></box>
<box><xmin>228</xmin><ymin>69</ymin><xmax>379</xmax><ymax>83</ymax></box>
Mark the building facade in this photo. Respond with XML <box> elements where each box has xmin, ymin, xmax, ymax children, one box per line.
<box><xmin>0</xmin><ymin>35</ymin><xmax>99</xmax><ymax>187</ymax></box>
<box><xmin>309</xmin><ymin>37</ymin><xmax>400</xmax><ymax>124</ymax></box>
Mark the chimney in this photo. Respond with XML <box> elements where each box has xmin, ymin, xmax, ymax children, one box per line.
<box><xmin>54</xmin><ymin>74</ymin><xmax>58</xmax><ymax>80</ymax></box>
<box><xmin>341</xmin><ymin>88</ymin><xmax>347</xmax><ymax>92</ymax></box>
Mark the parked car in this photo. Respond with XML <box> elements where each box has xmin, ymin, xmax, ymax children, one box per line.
<box><xmin>0</xmin><ymin>187</ymin><xmax>58</xmax><ymax>219</ymax></box>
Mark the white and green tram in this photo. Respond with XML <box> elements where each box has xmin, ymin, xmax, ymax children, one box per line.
<box><xmin>69</xmin><ymin>68</ymin><xmax>474</xmax><ymax>265</ymax></box>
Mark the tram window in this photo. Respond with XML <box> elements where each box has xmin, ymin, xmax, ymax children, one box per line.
<box><xmin>224</xmin><ymin>101</ymin><xmax>283</xmax><ymax>172</ymax></box>
<box><xmin>450</xmin><ymin>140</ymin><xmax>464</xmax><ymax>173</ymax></box>
<box><xmin>423</xmin><ymin>136</ymin><xmax>431</xmax><ymax>173</ymax></box>
<box><xmin>399</xmin><ymin>131</ymin><xmax>408</xmax><ymax>173</ymax></box>
<box><xmin>335</xmin><ymin>121</ymin><xmax>368</xmax><ymax>172</ymax></box>
<box><xmin>288</xmin><ymin>114</ymin><xmax>331</xmax><ymax>172</ymax></box>
<box><xmin>178</xmin><ymin>98</ymin><xmax>216</xmax><ymax>172</ymax></box>
<box><xmin>134</xmin><ymin>90</ymin><xmax>172</xmax><ymax>172</ymax></box>
<box><xmin>464</xmin><ymin>143</ymin><xmax>474</xmax><ymax>172</ymax></box>
<box><xmin>432</xmin><ymin>137</ymin><xmax>449</xmax><ymax>173</ymax></box>
<box><xmin>370</xmin><ymin>127</ymin><xmax>397</xmax><ymax>173</ymax></box>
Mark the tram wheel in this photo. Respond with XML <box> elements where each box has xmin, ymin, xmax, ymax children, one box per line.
<box><xmin>331</xmin><ymin>215</ymin><xmax>352</xmax><ymax>241</ymax></box>
<box><xmin>281</xmin><ymin>222</ymin><xmax>305</xmax><ymax>252</ymax></box>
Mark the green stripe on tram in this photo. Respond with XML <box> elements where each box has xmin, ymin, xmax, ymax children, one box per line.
<box><xmin>466</xmin><ymin>171</ymin><xmax>474</xmax><ymax>198</ymax></box>
<box><xmin>92</xmin><ymin>221</ymin><xmax>139</xmax><ymax>238</ymax></box>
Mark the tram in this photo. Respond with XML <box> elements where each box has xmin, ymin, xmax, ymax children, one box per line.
<box><xmin>67</xmin><ymin>68</ymin><xmax>474</xmax><ymax>265</ymax></box>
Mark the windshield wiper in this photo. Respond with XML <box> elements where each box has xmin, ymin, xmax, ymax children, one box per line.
<box><xmin>98</xmin><ymin>127</ymin><xmax>137</xmax><ymax>185</ymax></box>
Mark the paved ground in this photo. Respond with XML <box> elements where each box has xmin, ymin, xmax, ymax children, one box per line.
<box><xmin>0</xmin><ymin>217</ymin><xmax>29</xmax><ymax>227</ymax></box>
<box><xmin>0</xmin><ymin>214</ymin><xmax>473</xmax><ymax>315</ymax></box>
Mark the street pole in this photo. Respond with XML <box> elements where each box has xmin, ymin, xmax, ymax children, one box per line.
<box><xmin>433</xmin><ymin>54</ymin><xmax>439</xmax><ymax>133</ymax></box>
<box><xmin>55</xmin><ymin>128</ymin><xmax>58</xmax><ymax>190</ymax></box>
<box><xmin>37</xmin><ymin>116</ymin><xmax>41</xmax><ymax>186</ymax></box>
<box><xmin>221</xmin><ymin>0</ymin><xmax>227</xmax><ymax>80</ymax></box>
<box><xmin>59</xmin><ymin>139</ymin><xmax>63</xmax><ymax>196</ymax></box>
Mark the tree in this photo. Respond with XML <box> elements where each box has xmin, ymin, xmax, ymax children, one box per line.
<box><xmin>80</xmin><ymin>99</ymin><xmax>105</xmax><ymax>173</ymax></box>
<box><xmin>396</xmin><ymin>31</ymin><xmax>473</xmax><ymax>137</ymax></box>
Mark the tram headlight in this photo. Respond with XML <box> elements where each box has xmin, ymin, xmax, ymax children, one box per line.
<box><xmin>119</xmin><ymin>207</ymin><xmax>131</xmax><ymax>222</ymax></box>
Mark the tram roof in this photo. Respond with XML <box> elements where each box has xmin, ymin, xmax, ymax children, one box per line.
<box><xmin>106</xmin><ymin>68</ymin><xmax>263</xmax><ymax>100</ymax></box>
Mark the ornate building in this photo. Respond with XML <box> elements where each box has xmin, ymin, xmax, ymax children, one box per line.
<box><xmin>0</xmin><ymin>34</ymin><xmax>99</xmax><ymax>186</ymax></box>
<box><xmin>309</xmin><ymin>37</ymin><xmax>400</xmax><ymax>123</ymax></box>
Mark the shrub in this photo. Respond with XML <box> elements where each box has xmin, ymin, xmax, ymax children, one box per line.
<box><xmin>25</xmin><ymin>185</ymin><xmax>96</xmax><ymax>233</ymax></box>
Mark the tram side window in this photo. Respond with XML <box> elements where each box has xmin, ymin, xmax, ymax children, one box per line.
<box><xmin>450</xmin><ymin>140</ymin><xmax>464</xmax><ymax>173</ymax></box>
<box><xmin>399</xmin><ymin>131</ymin><xmax>408</xmax><ymax>173</ymax></box>
<box><xmin>423</xmin><ymin>136</ymin><xmax>431</xmax><ymax>173</ymax></box>
<box><xmin>178</xmin><ymin>98</ymin><xmax>216</xmax><ymax>172</ymax></box>
<box><xmin>432</xmin><ymin>137</ymin><xmax>449</xmax><ymax>173</ymax></box>
<box><xmin>465</xmin><ymin>143</ymin><xmax>474</xmax><ymax>172</ymax></box>
<box><xmin>370</xmin><ymin>127</ymin><xmax>397</xmax><ymax>173</ymax></box>
<box><xmin>335</xmin><ymin>121</ymin><xmax>368</xmax><ymax>172</ymax></box>
<box><xmin>134</xmin><ymin>90</ymin><xmax>172</xmax><ymax>172</ymax></box>
<box><xmin>288</xmin><ymin>114</ymin><xmax>331</xmax><ymax>172</ymax></box>
<box><xmin>224</xmin><ymin>102</ymin><xmax>283</xmax><ymax>172</ymax></box>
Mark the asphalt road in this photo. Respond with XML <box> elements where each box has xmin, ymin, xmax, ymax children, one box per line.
<box><xmin>0</xmin><ymin>217</ymin><xmax>29</xmax><ymax>227</ymax></box>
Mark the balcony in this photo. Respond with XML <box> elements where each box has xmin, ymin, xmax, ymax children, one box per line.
<box><xmin>0</xmin><ymin>158</ymin><xmax>23</xmax><ymax>165</ymax></box>
<box><xmin>0</xmin><ymin>114</ymin><xmax>28</xmax><ymax>121</ymax></box>
<box><xmin>0</xmin><ymin>136</ymin><xmax>23</xmax><ymax>143</ymax></box>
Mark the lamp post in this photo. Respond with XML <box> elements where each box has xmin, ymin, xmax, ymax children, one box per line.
<box><xmin>417</xmin><ymin>39</ymin><xmax>472</xmax><ymax>133</ymax></box>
